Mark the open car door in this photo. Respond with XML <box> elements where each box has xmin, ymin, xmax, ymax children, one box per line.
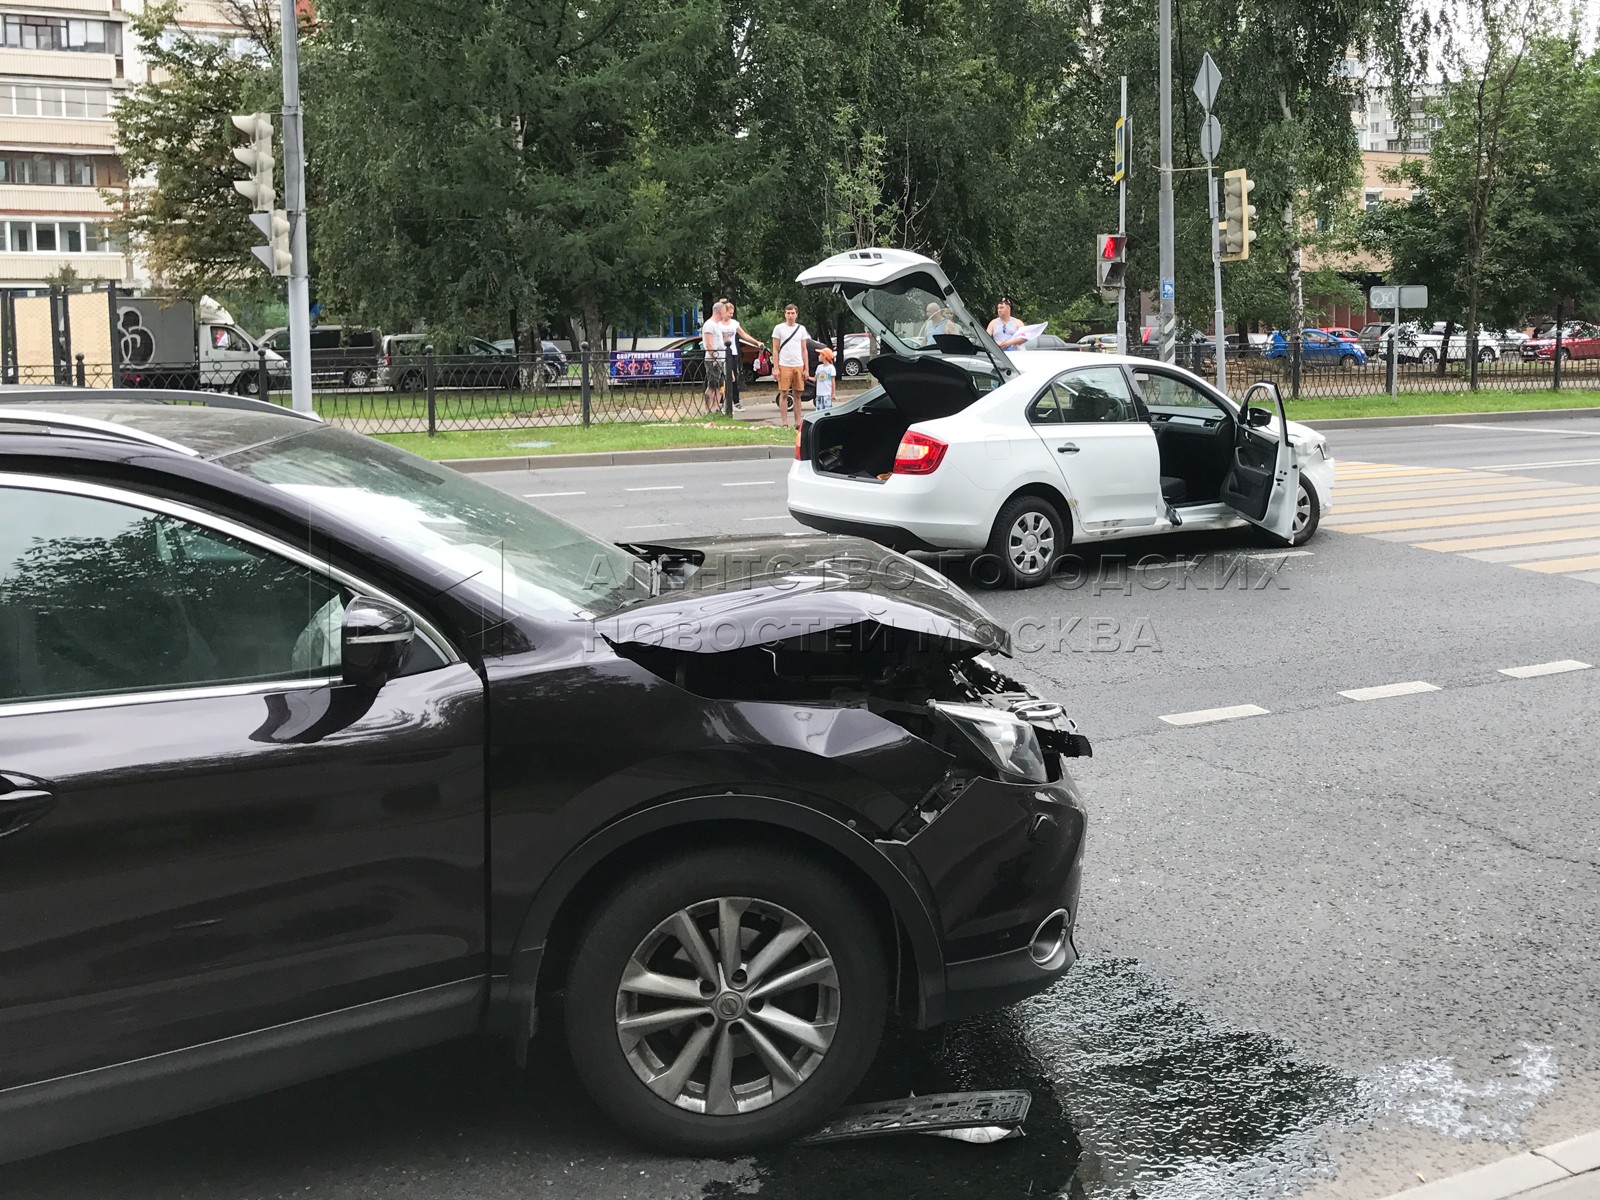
<box><xmin>1219</xmin><ymin>381</ymin><xmax>1298</xmax><ymax>540</ymax></box>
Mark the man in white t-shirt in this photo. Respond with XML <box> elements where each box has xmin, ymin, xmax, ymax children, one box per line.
<box><xmin>770</xmin><ymin>303</ymin><xmax>810</xmax><ymax>427</ymax></box>
<box><xmin>701</xmin><ymin>302</ymin><xmax>730</xmax><ymax>410</ymax></box>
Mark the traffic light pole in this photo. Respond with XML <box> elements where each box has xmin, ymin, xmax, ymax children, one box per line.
<box><xmin>1208</xmin><ymin>166</ymin><xmax>1226</xmax><ymax>392</ymax></box>
<box><xmin>1117</xmin><ymin>75</ymin><xmax>1128</xmax><ymax>357</ymax></box>
<box><xmin>1157</xmin><ymin>0</ymin><xmax>1175</xmax><ymax>364</ymax></box>
<box><xmin>279</xmin><ymin>0</ymin><xmax>312</xmax><ymax>415</ymax></box>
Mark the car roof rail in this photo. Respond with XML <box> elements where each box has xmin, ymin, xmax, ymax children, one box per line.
<box><xmin>0</xmin><ymin>410</ymin><xmax>201</xmax><ymax>456</ymax></box>
<box><xmin>0</xmin><ymin>387</ymin><xmax>322</xmax><ymax>422</ymax></box>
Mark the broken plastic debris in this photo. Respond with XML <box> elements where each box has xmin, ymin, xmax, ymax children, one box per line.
<box><xmin>796</xmin><ymin>1089</ymin><xmax>1032</xmax><ymax>1146</ymax></box>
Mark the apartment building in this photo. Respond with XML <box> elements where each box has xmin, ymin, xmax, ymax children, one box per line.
<box><xmin>0</xmin><ymin>0</ymin><xmax>131</xmax><ymax>289</ymax></box>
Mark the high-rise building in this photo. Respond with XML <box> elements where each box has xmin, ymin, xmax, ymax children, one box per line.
<box><xmin>0</xmin><ymin>0</ymin><xmax>132</xmax><ymax>290</ymax></box>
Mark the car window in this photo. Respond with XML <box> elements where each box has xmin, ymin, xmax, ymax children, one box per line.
<box><xmin>1027</xmin><ymin>384</ymin><xmax>1067</xmax><ymax>425</ymax></box>
<box><xmin>1055</xmin><ymin>367</ymin><xmax>1137</xmax><ymax>422</ymax></box>
<box><xmin>264</xmin><ymin>330</ymin><xmax>289</xmax><ymax>352</ymax></box>
<box><xmin>1133</xmin><ymin>368</ymin><xmax>1227</xmax><ymax>417</ymax></box>
<box><xmin>309</xmin><ymin>328</ymin><xmax>340</xmax><ymax>351</ymax></box>
<box><xmin>347</xmin><ymin>329</ymin><xmax>377</xmax><ymax>349</ymax></box>
<box><xmin>0</xmin><ymin>487</ymin><xmax>349</xmax><ymax>705</ymax></box>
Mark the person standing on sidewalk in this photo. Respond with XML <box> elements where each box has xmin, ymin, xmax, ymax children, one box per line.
<box><xmin>720</xmin><ymin>298</ymin><xmax>763</xmax><ymax>412</ymax></box>
<box><xmin>701</xmin><ymin>301</ymin><xmax>730</xmax><ymax>412</ymax></box>
<box><xmin>987</xmin><ymin>297</ymin><xmax>1028</xmax><ymax>349</ymax></box>
<box><xmin>771</xmin><ymin>303</ymin><xmax>811</xmax><ymax>428</ymax></box>
<box><xmin>811</xmin><ymin>347</ymin><xmax>837</xmax><ymax>411</ymax></box>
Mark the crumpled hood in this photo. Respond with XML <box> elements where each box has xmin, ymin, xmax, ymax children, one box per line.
<box><xmin>596</xmin><ymin>533</ymin><xmax>1009</xmax><ymax>654</ymax></box>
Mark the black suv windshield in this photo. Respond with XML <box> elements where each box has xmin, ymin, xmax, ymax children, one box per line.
<box><xmin>217</xmin><ymin>426</ymin><xmax>650</xmax><ymax>617</ymax></box>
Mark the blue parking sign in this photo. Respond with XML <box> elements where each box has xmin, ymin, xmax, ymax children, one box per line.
<box><xmin>1160</xmin><ymin>279</ymin><xmax>1175</xmax><ymax>299</ymax></box>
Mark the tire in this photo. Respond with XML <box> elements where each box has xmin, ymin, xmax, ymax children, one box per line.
<box><xmin>347</xmin><ymin>366</ymin><xmax>373</xmax><ymax>388</ymax></box>
<box><xmin>396</xmin><ymin>371</ymin><xmax>423</xmax><ymax>394</ymax></box>
<box><xmin>976</xmin><ymin>494</ymin><xmax>1068</xmax><ymax>590</ymax></box>
<box><xmin>1283</xmin><ymin>474</ymin><xmax>1321</xmax><ymax>546</ymax></box>
<box><xmin>563</xmin><ymin>847</ymin><xmax>887</xmax><ymax>1154</ymax></box>
<box><xmin>1339</xmin><ymin>354</ymin><xmax>1357</xmax><ymax>369</ymax></box>
<box><xmin>234</xmin><ymin>371</ymin><xmax>261</xmax><ymax>396</ymax></box>
<box><xmin>741</xmin><ymin>363</ymin><xmax>758</xmax><ymax>386</ymax></box>
<box><xmin>843</xmin><ymin>358</ymin><xmax>864</xmax><ymax>377</ymax></box>
<box><xmin>1418</xmin><ymin>348</ymin><xmax>1438</xmax><ymax>365</ymax></box>
<box><xmin>1560</xmin><ymin>348</ymin><xmax>1573</xmax><ymax>362</ymax></box>
<box><xmin>1477</xmin><ymin>347</ymin><xmax>1497</xmax><ymax>364</ymax></box>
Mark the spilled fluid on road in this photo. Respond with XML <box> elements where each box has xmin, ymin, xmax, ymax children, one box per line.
<box><xmin>707</xmin><ymin>954</ymin><xmax>1555</xmax><ymax>1200</ymax></box>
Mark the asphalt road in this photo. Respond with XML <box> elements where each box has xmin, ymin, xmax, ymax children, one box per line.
<box><xmin>7</xmin><ymin>417</ymin><xmax>1600</xmax><ymax>1200</ymax></box>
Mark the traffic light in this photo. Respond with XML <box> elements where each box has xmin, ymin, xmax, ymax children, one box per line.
<box><xmin>1219</xmin><ymin>168</ymin><xmax>1256</xmax><ymax>261</ymax></box>
<box><xmin>232</xmin><ymin>113</ymin><xmax>289</xmax><ymax>276</ymax></box>
<box><xmin>1096</xmin><ymin>233</ymin><xmax>1127</xmax><ymax>288</ymax></box>
<box><xmin>231</xmin><ymin>112</ymin><xmax>275</xmax><ymax>210</ymax></box>
<box><xmin>250</xmin><ymin>210</ymin><xmax>291</xmax><ymax>276</ymax></box>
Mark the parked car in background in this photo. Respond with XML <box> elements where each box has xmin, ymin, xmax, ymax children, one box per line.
<box><xmin>1378</xmin><ymin>322</ymin><xmax>1500</xmax><ymax>364</ymax></box>
<box><xmin>1075</xmin><ymin>334</ymin><xmax>1119</xmax><ymax>353</ymax></box>
<box><xmin>1265</xmin><ymin>328</ymin><xmax>1368</xmax><ymax>367</ymax></box>
<box><xmin>378</xmin><ymin>334</ymin><xmax>524</xmax><ymax>391</ymax></box>
<box><xmin>841</xmin><ymin>333</ymin><xmax>873</xmax><ymax>376</ymax></box>
<box><xmin>1358</xmin><ymin>323</ymin><xmax>1391</xmax><ymax>355</ymax></box>
<box><xmin>261</xmin><ymin>325</ymin><xmax>382</xmax><ymax>388</ymax></box>
<box><xmin>1321</xmin><ymin>327</ymin><xmax>1362</xmax><ymax>343</ymax></box>
<box><xmin>644</xmin><ymin>335</ymin><xmax>769</xmax><ymax>385</ymax></box>
<box><xmin>490</xmin><ymin>339</ymin><xmax>571</xmax><ymax>383</ymax></box>
<box><xmin>1523</xmin><ymin>322</ymin><xmax>1600</xmax><ymax>361</ymax></box>
<box><xmin>0</xmin><ymin>388</ymin><xmax>1090</xmax><ymax>1158</ymax></box>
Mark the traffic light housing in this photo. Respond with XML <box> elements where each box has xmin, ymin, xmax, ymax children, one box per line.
<box><xmin>1096</xmin><ymin>233</ymin><xmax>1127</xmax><ymax>289</ymax></box>
<box><xmin>1219</xmin><ymin>168</ymin><xmax>1256</xmax><ymax>261</ymax></box>
<box><xmin>231</xmin><ymin>112</ymin><xmax>275</xmax><ymax>211</ymax></box>
<box><xmin>250</xmin><ymin>209</ymin><xmax>291</xmax><ymax>276</ymax></box>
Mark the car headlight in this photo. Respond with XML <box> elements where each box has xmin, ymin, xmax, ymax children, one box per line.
<box><xmin>930</xmin><ymin>701</ymin><xmax>1049</xmax><ymax>783</ymax></box>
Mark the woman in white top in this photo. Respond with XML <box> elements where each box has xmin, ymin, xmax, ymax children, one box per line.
<box><xmin>987</xmin><ymin>297</ymin><xmax>1028</xmax><ymax>349</ymax></box>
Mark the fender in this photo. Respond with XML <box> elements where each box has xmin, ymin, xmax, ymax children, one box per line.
<box><xmin>496</xmin><ymin>793</ymin><xmax>946</xmax><ymax>1062</ymax></box>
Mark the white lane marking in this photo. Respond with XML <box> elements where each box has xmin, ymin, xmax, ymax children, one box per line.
<box><xmin>1480</xmin><ymin>457</ymin><xmax>1600</xmax><ymax>470</ymax></box>
<box><xmin>624</xmin><ymin>522</ymin><xmax>680</xmax><ymax>530</ymax></box>
<box><xmin>1498</xmin><ymin>660</ymin><xmax>1592</xmax><ymax>679</ymax></box>
<box><xmin>741</xmin><ymin>514</ymin><xmax>792</xmax><ymax>521</ymax></box>
<box><xmin>1338</xmin><ymin>681</ymin><xmax>1441</xmax><ymax>701</ymax></box>
<box><xmin>1439</xmin><ymin>424</ymin><xmax>1600</xmax><ymax>437</ymax></box>
<box><xmin>523</xmin><ymin>490</ymin><xmax>585</xmax><ymax>498</ymax></box>
<box><xmin>626</xmin><ymin>485</ymin><xmax>684</xmax><ymax>492</ymax></box>
<box><xmin>1158</xmin><ymin>704</ymin><xmax>1270</xmax><ymax>726</ymax></box>
<box><xmin>722</xmin><ymin>480</ymin><xmax>773</xmax><ymax>487</ymax></box>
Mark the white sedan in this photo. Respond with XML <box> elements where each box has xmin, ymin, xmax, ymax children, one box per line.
<box><xmin>787</xmin><ymin>249</ymin><xmax>1335</xmax><ymax>588</ymax></box>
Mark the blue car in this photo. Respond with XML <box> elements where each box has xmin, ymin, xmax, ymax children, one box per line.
<box><xmin>1265</xmin><ymin>328</ymin><xmax>1368</xmax><ymax>367</ymax></box>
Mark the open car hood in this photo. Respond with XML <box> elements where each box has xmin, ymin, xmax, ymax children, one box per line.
<box><xmin>796</xmin><ymin>249</ymin><xmax>1017</xmax><ymax>381</ymax></box>
<box><xmin>596</xmin><ymin>533</ymin><xmax>1009</xmax><ymax>655</ymax></box>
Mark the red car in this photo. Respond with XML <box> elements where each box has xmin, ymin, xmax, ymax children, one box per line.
<box><xmin>1530</xmin><ymin>322</ymin><xmax>1600</xmax><ymax>361</ymax></box>
<box><xmin>1321</xmin><ymin>327</ymin><xmax>1362</xmax><ymax>343</ymax></box>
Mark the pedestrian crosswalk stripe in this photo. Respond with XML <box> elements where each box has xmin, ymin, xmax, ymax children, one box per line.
<box><xmin>1517</xmin><ymin>553</ymin><xmax>1600</xmax><ymax>573</ymax></box>
<box><xmin>1334</xmin><ymin>502</ymin><xmax>1600</xmax><ymax>535</ymax></box>
<box><xmin>1327</xmin><ymin>460</ymin><xmax>1600</xmax><ymax>585</ymax></box>
<box><xmin>1414</xmin><ymin>525</ymin><xmax>1600</xmax><ymax>552</ymax></box>
<box><xmin>1332</xmin><ymin>486</ymin><xmax>1600</xmax><ymax>515</ymax></box>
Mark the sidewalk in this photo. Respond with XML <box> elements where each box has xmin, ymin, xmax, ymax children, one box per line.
<box><xmin>1377</xmin><ymin>1130</ymin><xmax>1600</xmax><ymax>1199</ymax></box>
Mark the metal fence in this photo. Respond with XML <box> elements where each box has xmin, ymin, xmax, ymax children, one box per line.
<box><xmin>11</xmin><ymin>342</ymin><xmax>1600</xmax><ymax>432</ymax></box>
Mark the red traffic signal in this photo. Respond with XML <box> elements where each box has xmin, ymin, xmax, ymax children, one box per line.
<box><xmin>1099</xmin><ymin>234</ymin><xmax>1126</xmax><ymax>262</ymax></box>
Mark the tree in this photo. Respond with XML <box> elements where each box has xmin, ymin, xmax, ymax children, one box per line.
<box><xmin>106</xmin><ymin>1</ymin><xmax>278</xmax><ymax>299</ymax></box>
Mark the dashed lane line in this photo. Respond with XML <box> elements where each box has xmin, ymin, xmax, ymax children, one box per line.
<box><xmin>523</xmin><ymin>490</ymin><xmax>585</xmax><ymax>498</ymax></box>
<box><xmin>721</xmin><ymin>480</ymin><xmax>774</xmax><ymax>487</ymax></box>
<box><xmin>625</xmin><ymin>485</ymin><xmax>684</xmax><ymax>492</ymax></box>
<box><xmin>1499</xmin><ymin>660</ymin><xmax>1592</xmax><ymax>679</ymax></box>
<box><xmin>1338</xmin><ymin>681</ymin><xmax>1442</xmax><ymax>701</ymax></box>
<box><xmin>1158</xmin><ymin>704</ymin><xmax>1271</xmax><ymax>727</ymax></box>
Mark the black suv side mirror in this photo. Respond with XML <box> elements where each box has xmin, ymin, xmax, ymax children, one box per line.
<box><xmin>342</xmin><ymin>596</ymin><xmax>415</xmax><ymax>688</ymax></box>
<box><xmin>1246</xmin><ymin>406</ymin><xmax>1273</xmax><ymax>428</ymax></box>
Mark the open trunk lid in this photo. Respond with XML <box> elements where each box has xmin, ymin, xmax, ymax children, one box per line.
<box><xmin>796</xmin><ymin>249</ymin><xmax>1017</xmax><ymax>382</ymax></box>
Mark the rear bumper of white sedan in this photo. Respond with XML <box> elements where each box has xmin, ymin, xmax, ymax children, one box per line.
<box><xmin>786</xmin><ymin>461</ymin><xmax>994</xmax><ymax>552</ymax></box>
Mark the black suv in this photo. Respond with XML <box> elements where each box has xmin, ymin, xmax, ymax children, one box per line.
<box><xmin>0</xmin><ymin>391</ymin><xmax>1088</xmax><ymax>1161</ymax></box>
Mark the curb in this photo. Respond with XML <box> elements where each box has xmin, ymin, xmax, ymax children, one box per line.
<box><xmin>441</xmin><ymin>443</ymin><xmax>795</xmax><ymax>474</ymax></box>
<box><xmin>1376</xmin><ymin>1129</ymin><xmax>1600</xmax><ymax>1199</ymax></box>
<box><xmin>1303</xmin><ymin>405</ymin><xmax>1600</xmax><ymax>430</ymax></box>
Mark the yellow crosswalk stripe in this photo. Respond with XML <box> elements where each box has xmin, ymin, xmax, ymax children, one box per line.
<box><xmin>1413</xmin><ymin>525</ymin><xmax>1600</xmax><ymax>552</ymax></box>
<box><xmin>1333</xmin><ymin>476</ymin><xmax>1525</xmax><ymax>496</ymax></box>
<box><xmin>1517</xmin><ymin>553</ymin><xmax>1600</xmax><ymax>574</ymax></box>
<box><xmin>1334</xmin><ymin>502</ymin><xmax>1600</xmax><ymax>535</ymax></box>
<box><xmin>1333</xmin><ymin>487</ymin><xmax>1600</xmax><ymax>514</ymax></box>
<box><xmin>1333</xmin><ymin>466</ymin><xmax>1474</xmax><ymax>480</ymax></box>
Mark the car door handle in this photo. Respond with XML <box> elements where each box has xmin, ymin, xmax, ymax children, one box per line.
<box><xmin>1057</xmin><ymin>443</ymin><xmax>1080</xmax><ymax>454</ymax></box>
<box><xmin>0</xmin><ymin>771</ymin><xmax>56</xmax><ymax>838</ymax></box>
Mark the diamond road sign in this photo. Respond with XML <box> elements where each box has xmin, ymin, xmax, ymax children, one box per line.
<box><xmin>1193</xmin><ymin>53</ymin><xmax>1222</xmax><ymax>112</ymax></box>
